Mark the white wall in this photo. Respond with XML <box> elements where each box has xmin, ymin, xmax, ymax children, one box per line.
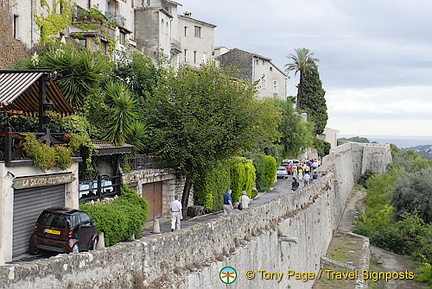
<box><xmin>0</xmin><ymin>162</ymin><xmax>79</xmax><ymax>263</ymax></box>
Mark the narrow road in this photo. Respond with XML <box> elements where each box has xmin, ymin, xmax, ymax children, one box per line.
<box><xmin>142</xmin><ymin>175</ymin><xmax>303</xmax><ymax>235</ymax></box>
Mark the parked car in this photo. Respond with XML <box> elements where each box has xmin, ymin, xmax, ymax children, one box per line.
<box><xmin>29</xmin><ymin>208</ymin><xmax>98</xmax><ymax>255</ymax></box>
<box><xmin>281</xmin><ymin>159</ymin><xmax>299</xmax><ymax>171</ymax></box>
<box><xmin>276</xmin><ymin>166</ymin><xmax>289</xmax><ymax>179</ymax></box>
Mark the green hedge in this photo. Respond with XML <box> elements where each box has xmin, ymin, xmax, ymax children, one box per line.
<box><xmin>228</xmin><ymin>158</ymin><xmax>256</xmax><ymax>202</ymax></box>
<box><xmin>254</xmin><ymin>154</ymin><xmax>277</xmax><ymax>191</ymax></box>
<box><xmin>194</xmin><ymin>158</ymin><xmax>256</xmax><ymax>211</ymax></box>
<box><xmin>194</xmin><ymin>160</ymin><xmax>231</xmax><ymax>212</ymax></box>
<box><xmin>80</xmin><ymin>186</ymin><xmax>148</xmax><ymax>246</ymax></box>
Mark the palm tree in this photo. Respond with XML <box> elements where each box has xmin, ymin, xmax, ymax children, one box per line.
<box><xmin>284</xmin><ymin>48</ymin><xmax>319</xmax><ymax>109</ymax></box>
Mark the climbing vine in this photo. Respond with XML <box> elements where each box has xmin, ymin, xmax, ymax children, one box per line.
<box><xmin>34</xmin><ymin>0</ymin><xmax>72</xmax><ymax>44</ymax></box>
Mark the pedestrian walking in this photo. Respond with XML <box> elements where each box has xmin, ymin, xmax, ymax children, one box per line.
<box><xmin>223</xmin><ymin>189</ymin><xmax>234</xmax><ymax>215</ymax></box>
<box><xmin>238</xmin><ymin>191</ymin><xmax>251</xmax><ymax>210</ymax></box>
<box><xmin>170</xmin><ymin>195</ymin><xmax>183</xmax><ymax>232</ymax></box>
<box><xmin>304</xmin><ymin>172</ymin><xmax>311</xmax><ymax>185</ymax></box>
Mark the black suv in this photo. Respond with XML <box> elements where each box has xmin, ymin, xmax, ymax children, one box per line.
<box><xmin>29</xmin><ymin>208</ymin><xmax>98</xmax><ymax>254</ymax></box>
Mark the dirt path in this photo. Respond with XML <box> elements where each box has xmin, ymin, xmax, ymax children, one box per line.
<box><xmin>369</xmin><ymin>246</ymin><xmax>423</xmax><ymax>289</ymax></box>
<box><xmin>314</xmin><ymin>187</ymin><xmax>426</xmax><ymax>289</ymax></box>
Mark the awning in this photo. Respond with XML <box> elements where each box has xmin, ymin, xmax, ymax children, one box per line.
<box><xmin>93</xmin><ymin>140</ymin><xmax>133</xmax><ymax>156</ymax></box>
<box><xmin>0</xmin><ymin>70</ymin><xmax>74</xmax><ymax>116</ymax></box>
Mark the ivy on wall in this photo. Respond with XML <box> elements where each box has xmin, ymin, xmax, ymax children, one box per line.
<box><xmin>34</xmin><ymin>0</ymin><xmax>73</xmax><ymax>44</ymax></box>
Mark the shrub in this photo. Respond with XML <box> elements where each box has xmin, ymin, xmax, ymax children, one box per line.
<box><xmin>80</xmin><ymin>186</ymin><xmax>148</xmax><ymax>246</ymax></box>
<box><xmin>194</xmin><ymin>160</ymin><xmax>231</xmax><ymax>212</ymax></box>
<box><xmin>228</xmin><ymin>158</ymin><xmax>256</xmax><ymax>201</ymax></box>
<box><xmin>357</xmin><ymin>169</ymin><xmax>376</xmax><ymax>188</ymax></box>
<box><xmin>254</xmin><ymin>154</ymin><xmax>276</xmax><ymax>191</ymax></box>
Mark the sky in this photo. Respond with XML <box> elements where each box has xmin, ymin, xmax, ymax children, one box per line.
<box><xmin>178</xmin><ymin>0</ymin><xmax>432</xmax><ymax>138</ymax></box>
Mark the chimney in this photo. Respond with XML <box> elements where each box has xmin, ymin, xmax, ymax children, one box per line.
<box><xmin>183</xmin><ymin>11</ymin><xmax>192</xmax><ymax>17</ymax></box>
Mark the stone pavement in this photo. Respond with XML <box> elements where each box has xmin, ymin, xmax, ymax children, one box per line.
<box><xmin>141</xmin><ymin>175</ymin><xmax>310</xmax><ymax>236</ymax></box>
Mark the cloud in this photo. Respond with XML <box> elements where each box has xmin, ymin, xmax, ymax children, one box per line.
<box><xmin>179</xmin><ymin>0</ymin><xmax>432</xmax><ymax>137</ymax></box>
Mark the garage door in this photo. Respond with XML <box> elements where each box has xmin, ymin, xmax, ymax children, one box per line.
<box><xmin>142</xmin><ymin>182</ymin><xmax>162</xmax><ymax>220</ymax></box>
<box><xmin>13</xmin><ymin>184</ymin><xmax>65</xmax><ymax>258</ymax></box>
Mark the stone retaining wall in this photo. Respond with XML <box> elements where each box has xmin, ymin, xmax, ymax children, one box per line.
<box><xmin>0</xmin><ymin>143</ymin><xmax>391</xmax><ymax>289</ymax></box>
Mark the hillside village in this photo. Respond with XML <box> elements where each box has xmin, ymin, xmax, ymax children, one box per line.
<box><xmin>0</xmin><ymin>0</ymin><xmax>337</xmax><ymax>264</ymax></box>
<box><xmin>1</xmin><ymin>2</ymin><xmax>432</xmax><ymax>289</ymax></box>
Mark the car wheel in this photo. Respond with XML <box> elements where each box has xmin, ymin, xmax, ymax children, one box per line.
<box><xmin>72</xmin><ymin>243</ymin><xmax>80</xmax><ymax>253</ymax></box>
<box><xmin>91</xmin><ymin>237</ymin><xmax>98</xmax><ymax>250</ymax></box>
<box><xmin>29</xmin><ymin>245</ymin><xmax>39</xmax><ymax>255</ymax></box>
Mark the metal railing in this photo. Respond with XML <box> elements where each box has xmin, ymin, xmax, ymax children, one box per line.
<box><xmin>128</xmin><ymin>154</ymin><xmax>163</xmax><ymax>170</ymax></box>
<box><xmin>79</xmin><ymin>174</ymin><xmax>121</xmax><ymax>203</ymax></box>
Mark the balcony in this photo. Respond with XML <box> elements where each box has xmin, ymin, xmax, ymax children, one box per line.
<box><xmin>171</xmin><ymin>38</ymin><xmax>181</xmax><ymax>54</ymax></box>
<box><xmin>105</xmin><ymin>11</ymin><xmax>126</xmax><ymax>28</ymax></box>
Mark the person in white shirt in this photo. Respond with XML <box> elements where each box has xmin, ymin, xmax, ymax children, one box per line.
<box><xmin>238</xmin><ymin>191</ymin><xmax>251</xmax><ymax>210</ymax></box>
<box><xmin>304</xmin><ymin>172</ymin><xmax>311</xmax><ymax>185</ymax></box>
<box><xmin>170</xmin><ymin>195</ymin><xmax>183</xmax><ymax>232</ymax></box>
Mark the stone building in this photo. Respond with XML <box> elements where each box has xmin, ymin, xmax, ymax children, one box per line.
<box><xmin>177</xmin><ymin>12</ymin><xmax>216</xmax><ymax>68</ymax></box>
<box><xmin>216</xmin><ymin>48</ymin><xmax>288</xmax><ymax>100</ymax></box>
<box><xmin>10</xmin><ymin>0</ymin><xmax>135</xmax><ymax>53</ymax></box>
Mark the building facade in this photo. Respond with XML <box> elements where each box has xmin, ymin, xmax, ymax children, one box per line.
<box><xmin>10</xmin><ymin>0</ymin><xmax>135</xmax><ymax>53</ymax></box>
<box><xmin>177</xmin><ymin>12</ymin><xmax>216</xmax><ymax>68</ymax></box>
<box><xmin>216</xmin><ymin>48</ymin><xmax>287</xmax><ymax>100</ymax></box>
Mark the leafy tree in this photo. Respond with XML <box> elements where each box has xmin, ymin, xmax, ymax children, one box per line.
<box><xmin>300</xmin><ymin>68</ymin><xmax>328</xmax><ymax>134</ymax></box>
<box><xmin>113</xmin><ymin>49</ymin><xmax>158</xmax><ymax>102</ymax></box>
<box><xmin>338</xmin><ymin>136</ymin><xmax>370</xmax><ymax>145</ymax></box>
<box><xmin>144</xmin><ymin>63</ymin><xmax>271</xmax><ymax>208</ymax></box>
<box><xmin>392</xmin><ymin>167</ymin><xmax>432</xmax><ymax>223</ymax></box>
<box><xmin>391</xmin><ymin>149</ymin><xmax>432</xmax><ymax>172</ymax></box>
<box><xmin>284</xmin><ymin>48</ymin><xmax>319</xmax><ymax>109</ymax></box>
<box><xmin>313</xmin><ymin>138</ymin><xmax>331</xmax><ymax>158</ymax></box>
<box><xmin>274</xmin><ymin>97</ymin><xmax>314</xmax><ymax>157</ymax></box>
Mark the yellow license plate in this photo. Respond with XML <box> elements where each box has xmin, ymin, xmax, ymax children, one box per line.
<box><xmin>45</xmin><ymin>229</ymin><xmax>61</xmax><ymax>235</ymax></box>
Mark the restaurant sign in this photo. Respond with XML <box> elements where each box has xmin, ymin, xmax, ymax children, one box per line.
<box><xmin>13</xmin><ymin>173</ymin><xmax>75</xmax><ymax>189</ymax></box>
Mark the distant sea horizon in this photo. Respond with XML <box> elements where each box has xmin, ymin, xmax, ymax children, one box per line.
<box><xmin>339</xmin><ymin>135</ymin><xmax>432</xmax><ymax>149</ymax></box>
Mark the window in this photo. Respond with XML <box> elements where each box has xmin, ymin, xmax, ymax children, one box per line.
<box><xmin>184</xmin><ymin>26</ymin><xmax>188</xmax><ymax>37</ymax></box>
<box><xmin>161</xmin><ymin>19</ymin><xmax>165</xmax><ymax>34</ymax></box>
<box><xmin>273</xmin><ymin>80</ymin><xmax>278</xmax><ymax>94</ymax></box>
<box><xmin>184</xmin><ymin>49</ymin><xmax>187</xmax><ymax>62</ymax></box>
<box><xmin>194</xmin><ymin>26</ymin><xmax>201</xmax><ymax>38</ymax></box>
<box><xmin>119</xmin><ymin>31</ymin><xmax>126</xmax><ymax>45</ymax></box>
<box><xmin>101</xmin><ymin>40</ymin><xmax>108</xmax><ymax>55</ymax></box>
<box><xmin>13</xmin><ymin>15</ymin><xmax>19</xmax><ymax>39</ymax></box>
<box><xmin>270</xmin><ymin>66</ymin><xmax>273</xmax><ymax>71</ymax></box>
<box><xmin>262</xmin><ymin>75</ymin><xmax>267</xmax><ymax>89</ymax></box>
<box><xmin>87</xmin><ymin>0</ymin><xmax>91</xmax><ymax>8</ymax></box>
<box><xmin>194</xmin><ymin>51</ymin><xmax>197</xmax><ymax>64</ymax></box>
<box><xmin>77</xmin><ymin>38</ymin><xmax>87</xmax><ymax>48</ymax></box>
<box><xmin>166</xmin><ymin>22</ymin><xmax>169</xmax><ymax>35</ymax></box>
<box><xmin>202</xmin><ymin>52</ymin><xmax>207</xmax><ymax>63</ymax></box>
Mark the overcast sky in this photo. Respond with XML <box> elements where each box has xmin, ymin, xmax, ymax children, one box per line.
<box><xmin>179</xmin><ymin>0</ymin><xmax>432</xmax><ymax>138</ymax></box>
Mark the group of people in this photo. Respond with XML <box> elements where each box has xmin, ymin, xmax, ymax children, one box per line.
<box><xmin>292</xmin><ymin>158</ymin><xmax>320</xmax><ymax>189</ymax></box>
<box><xmin>169</xmin><ymin>189</ymin><xmax>252</xmax><ymax>231</ymax></box>
<box><xmin>223</xmin><ymin>189</ymin><xmax>251</xmax><ymax>215</ymax></box>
